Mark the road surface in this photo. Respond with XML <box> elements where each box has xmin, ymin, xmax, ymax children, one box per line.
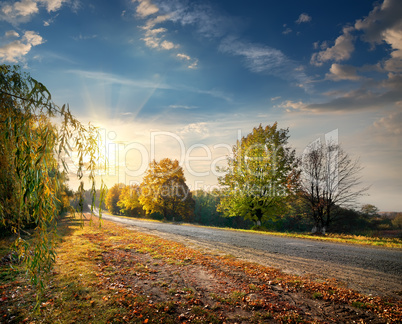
<box><xmin>93</xmin><ymin>211</ymin><xmax>402</xmax><ymax>297</ymax></box>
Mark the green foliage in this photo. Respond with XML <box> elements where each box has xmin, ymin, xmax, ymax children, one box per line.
<box><xmin>360</xmin><ymin>204</ymin><xmax>380</xmax><ymax>217</ymax></box>
<box><xmin>193</xmin><ymin>189</ymin><xmax>222</xmax><ymax>225</ymax></box>
<box><xmin>193</xmin><ymin>189</ymin><xmax>253</xmax><ymax>228</ymax></box>
<box><xmin>0</xmin><ymin>64</ymin><xmax>105</xmax><ymax>288</ymax></box>
<box><xmin>392</xmin><ymin>213</ymin><xmax>402</xmax><ymax>229</ymax></box>
<box><xmin>218</xmin><ymin>123</ymin><xmax>299</xmax><ymax>225</ymax></box>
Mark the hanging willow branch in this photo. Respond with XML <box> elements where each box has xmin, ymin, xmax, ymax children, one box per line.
<box><xmin>0</xmin><ymin>64</ymin><xmax>106</xmax><ymax>291</ymax></box>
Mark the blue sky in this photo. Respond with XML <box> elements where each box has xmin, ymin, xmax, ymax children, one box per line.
<box><xmin>1</xmin><ymin>0</ymin><xmax>401</xmax><ymax>211</ymax></box>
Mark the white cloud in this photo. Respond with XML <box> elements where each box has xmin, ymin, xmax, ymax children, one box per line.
<box><xmin>0</xmin><ymin>0</ymin><xmax>68</xmax><ymax>24</ymax></box>
<box><xmin>179</xmin><ymin>122</ymin><xmax>209</xmax><ymax>135</ymax></box>
<box><xmin>276</xmin><ymin>100</ymin><xmax>307</xmax><ymax>113</ymax></box>
<box><xmin>296</xmin><ymin>13</ymin><xmax>311</xmax><ymax>24</ymax></box>
<box><xmin>169</xmin><ymin>105</ymin><xmax>198</xmax><ymax>109</ymax></box>
<box><xmin>325</xmin><ymin>63</ymin><xmax>361</xmax><ymax>81</ymax></box>
<box><xmin>354</xmin><ymin>0</ymin><xmax>402</xmax><ymax>73</ymax></box>
<box><xmin>311</xmin><ymin>0</ymin><xmax>402</xmax><ymax>73</ymax></box>
<box><xmin>144</xmin><ymin>27</ymin><xmax>166</xmax><ymax>36</ymax></box>
<box><xmin>177</xmin><ymin>53</ymin><xmax>198</xmax><ymax>69</ymax></box>
<box><xmin>5</xmin><ymin>30</ymin><xmax>20</xmax><ymax>38</ymax></box>
<box><xmin>311</xmin><ymin>26</ymin><xmax>355</xmax><ymax>65</ymax></box>
<box><xmin>43</xmin><ymin>13</ymin><xmax>59</xmax><ymax>26</ymax></box>
<box><xmin>38</xmin><ymin>0</ymin><xmax>66</xmax><ymax>12</ymax></box>
<box><xmin>73</xmin><ymin>33</ymin><xmax>98</xmax><ymax>41</ymax></box>
<box><xmin>282</xmin><ymin>28</ymin><xmax>292</xmax><ymax>35</ymax></box>
<box><xmin>177</xmin><ymin>53</ymin><xmax>190</xmax><ymax>60</ymax></box>
<box><xmin>133</xmin><ymin>0</ymin><xmax>159</xmax><ymax>18</ymax></box>
<box><xmin>188</xmin><ymin>59</ymin><xmax>198</xmax><ymax>69</ymax></box>
<box><xmin>0</xmin><ymin>0</ymin><xmax>38</xmax><ymax>23</ymax></box>
<box><xmin>0</xmin><ymin>30</ymin><xmax>44</xmax><ymax>63</ymax></box>
<box><xmin>67</xmin><ymin>69</ymin><xmax>173</xmax><ymax>90</ymax></box>
<box><xmin>134</xmin><ymin>0</ymin><xmax>307</xmax><ymax>82</ymax></box>
<box><xmin>219</xmin><ymin>37</ymin><xmax>286</xmax><ymax>73</ymax></box>
<box><xmin>138</xmin><ymin>13</ymin><xmax>173</xmax><ymax>51</ymax></box>
<box><xmin>219</xmin><ymin>36</ymin><xmax>309</xmax><ymax>86</ymax></box>
<box><xmin>373</xmin><ymin>109</ymin><xmax>402</xmax><ymax>136</ymax></box>
<box><xmin>133</xmin><ymin>0</ymin><xmax>202</xmax><ymax>68</ymax></box>
<box><xmin>160</xmin><ymin>40</ymin><xmax>178</xmax><ymax>50</ymax></box>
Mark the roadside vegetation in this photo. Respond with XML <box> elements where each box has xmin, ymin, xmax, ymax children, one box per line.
<box><xmin>1</xmin><ymin>214</ymin><xmax>401</xmax><ymax>323</ymax></box>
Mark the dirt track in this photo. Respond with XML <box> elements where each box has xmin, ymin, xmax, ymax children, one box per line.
<box><xmin>97</xmin><ymin>213</ymin><xmax>402</xmax><ymax>299</ymax></box>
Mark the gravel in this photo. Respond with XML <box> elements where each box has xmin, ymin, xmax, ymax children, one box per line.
<box><xmin>96</xmin><ymin>213</ymin><xmax>402</xmax><ymax>298</ymax></box>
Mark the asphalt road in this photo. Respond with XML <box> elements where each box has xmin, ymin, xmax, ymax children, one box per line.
<box><xmin>96</xmin><ymin>213</ymin><xmax>402</xmax><ymax>278</ymax></box>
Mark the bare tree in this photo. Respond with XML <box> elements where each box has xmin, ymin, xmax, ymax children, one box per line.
<box><xmin>300</xmin><ymin>142</ymin><xmax>369</xmax><ymax>234</ymax></box>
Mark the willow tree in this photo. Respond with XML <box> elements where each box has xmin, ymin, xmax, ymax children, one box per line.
<box><xmin>0</xmin><ymin>65</ymin><xmax>105</xmax><ymax>287</ymax></box>
<box><xmin>218</xmin><ymin>123</ymin><xmax>299</xmax><ymax>226</ymax></box>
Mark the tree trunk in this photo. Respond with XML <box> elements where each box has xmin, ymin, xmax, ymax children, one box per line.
<box><xmin>255</xmin><ymin>209</ymin><xmax>262</xmax><ymax>226</ymax></box>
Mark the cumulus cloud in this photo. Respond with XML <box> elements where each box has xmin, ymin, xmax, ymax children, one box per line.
<box><xmin>276</xmin><ymin>100</ymin><xmax>307</xmax><ymax>113</ymax></box>
<box><xmin>134</xmin><ymin>0</ymin><xmax>200</xmax><ymax>68</ymax></box>
<box><xmin>5</xmin><ymin>30</ymin><xmax>20</xmax><ymax>38</ymax></box>
<box><xmin>0</xmin><ymin>0</ymin><xmax>38</xmax><ymax>23</ymax></box>
<box><xmin>133</xmin><ymin>0</ymin><xmax>159</xmax><ymax>17</ymax></box>
<box><xmin>38</xmin><ymin>0</ymin><xmax>66</xmax><ymax>12</ymax></box>
<box><xmin>134</xmin><ymin>0</ymin><xmax>309</xmax><ymax>82</ymax></box>
<box><xmin>354</xmin><ymin>0</ymin><xmax>402</xmax><ymax>72</ymax></box>
<box><xmin>278</xmin><ymin>70</ymin><xmax>402</xmax><ymax>114</ymax></box>
<box><xmin>0</xmin><ymin>30</ymin><xmax>44</xmax><ymax>63</ymax></box>
<box><xmin>325</xmin><ymin>63</ymin><xmax>361</xmax><ymax>81</ymax></box>
<box><xmin>373</xmin><ymin>109</ymin><xmax>402</xmax><ymax>136</ymax></box>
<box><xmin>311</xmin><ymin>26</ymin><xmax>355</xmax><ymax>65</ymax></box>
<box><xmin>0</xmin><ymin>0</ymin><xmax>67</xmax><ymax>24</ymax></box>
<box><xmin>160</xmin><ymin>40</ymin><xmax>178</xmax><ymax>50</ymax></box>
<box><xmin>311</xmin><ymin>0</ymin><xmax>402</xmax><ymax>73</ymax></box>
<box><xmin>370</xmin><ymin>108</ymin><xmax>402</xmax><ymax>148</ymax></box>
<box><xmin>296</xmin><ymin>13</ymin><xmax>311</xmax><ymax>24</ymax></box>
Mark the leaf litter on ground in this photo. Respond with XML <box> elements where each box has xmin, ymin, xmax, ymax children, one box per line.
<box><xmin>0</xmin><ymin>213</ymin><xmax>401</xmax><ymax>323</ymax></box>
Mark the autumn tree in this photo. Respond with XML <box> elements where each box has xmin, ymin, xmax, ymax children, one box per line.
<box><xmin>360</xmin><ymin>204</ymin><xmax>380</xmax><ymax>217</ymax></box>
<box><xmin>218</xmin><ymin>123</ymin><xmax>299</xmax><ymax>226</ymax></box>
<box><xmin>105</xmin><ymin>184</ymin><xmax>123</xmax><ymax>215</ymax></box>
<box><xmin>299</xmin><ymin>141</ymin><xmax>369</xmax><ymax>234</ymax></box>
<box><xmin>0</xmin><ymin>64</ymin><xmax>105</xmax><ymax>286</ymax></box>
<box><xmin>139</xmin><ymin>158</ymin><xmax>194</xmax><ymax>221</ymax></box>
<box><xmin>392</xmin><ymin>213</ymin><xmax>402</xmax><ymax>229</ymax></box>
<box><xmin>117</xmin><ymin>184</ymin><xmax>143</xmax><ymax>217</ymax></box>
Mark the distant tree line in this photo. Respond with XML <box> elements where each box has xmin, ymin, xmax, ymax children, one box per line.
<box><xmin>82</xmin><ymin>124</ymin><xmax>400</xmax><ymax>237</ymax></box>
